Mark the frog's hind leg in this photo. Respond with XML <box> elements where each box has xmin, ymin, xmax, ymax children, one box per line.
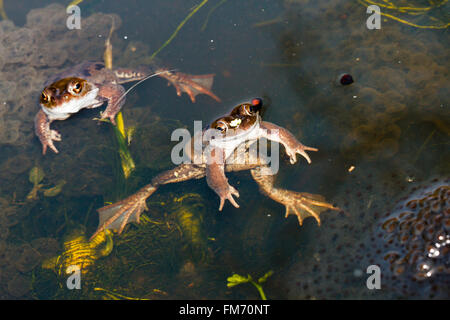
<box><xmin>114</xmin><ymin>67</ymin><xmax>150</xmax><ymax>84</ymax></box>
<box><xmin>157</xmin><ymin>70</ymin><xmax>221</xmax><ymax>103</ymax></box>
<box><xmin>250</xmin><ymin>166</ymin><xmax>339</xmax><ymax>227</ymax></box>
<box><xmin>91</xmin><ymin>164</ymin><xmax>206</xmax><ymax>240</ymax></box>
<box><xmin>90</xmin><ymin>184</ymin><xmax>155</xmax><ymax>240</ymax></box>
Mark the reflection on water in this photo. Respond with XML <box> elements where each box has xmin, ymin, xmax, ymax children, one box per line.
<box><xmin>0</xmin><ymin>0</ymin><xmax>448</xmax><ymax>299</ymax></box>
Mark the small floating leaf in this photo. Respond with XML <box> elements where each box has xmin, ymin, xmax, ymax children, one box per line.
<box><xmin>29</xmin><ymin>166</ymin><xmax>45</xmax><ymax>185</ymax></box>
<box><xmin>43</xmin><ymin>180</ymin><xmax>66</xmax><ymax>197</ymax></box>
<box><xmin>227</xmin><ymin>273</ymin><xmax>251</xmax><ymax>288</ymax></box>
<box><xmin>226</xmin><ymin>272</ymin><xmax>270</xmax><ymax>300</ymax></box>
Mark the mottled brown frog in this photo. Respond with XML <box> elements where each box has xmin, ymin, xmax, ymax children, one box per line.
<box><xmin>91</xmin><ymin>98</ymin><xmax>339</xmax><ymax>238</ymax></box>
<box><xmin>35</xmin><ymin>61</ymin><xmax>220</xmax><ymax>154</ymax></box>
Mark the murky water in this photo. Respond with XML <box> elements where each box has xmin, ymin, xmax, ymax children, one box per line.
<box><xmin>0</xmin><ymin>0</ymin><xmax>448</xmax><ymax>299</ymax></box>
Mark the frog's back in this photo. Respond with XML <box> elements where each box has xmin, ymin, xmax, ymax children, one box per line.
<box><xmin>44</xmin><ymin>61</ymin><xmax>110</xmax><ymax>86</ymax></box>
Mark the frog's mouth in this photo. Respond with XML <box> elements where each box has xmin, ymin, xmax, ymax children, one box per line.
<box><xmin>41</xmin><ymin>87</ymin><xmax>100</xmax><ymax>120</ymax></box>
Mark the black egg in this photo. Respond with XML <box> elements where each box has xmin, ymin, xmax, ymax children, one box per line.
<box><xmin>339</xmin><ymin>73</ymin><xmax>354</xmax><ymax>85</ymax></box>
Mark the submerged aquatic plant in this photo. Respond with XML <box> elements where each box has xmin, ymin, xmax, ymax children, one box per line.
<box><xmin>0</xmin><ymin>0</ymin><xmax>8</xmax><ymax>20</ymax></box>
<box><xmin>112</xmin><ymin>112</ymin><xmax>136</xmax><ymax>179</ymax></box>
<box><xmin>227</xmin><ymin>270</ymin><xmax>274</xmax><ymax>300</ymax></box>
<box><xmin>150</xmin><ymin>0</ymin><xmax>210</xmax><ymax>59</ymax></box>
<box><xmin>93</xmin><ymin>287</ymin><xmax>150</xmax><ymax>300</ymax></box>
<box><xmin>172</xmin><ymin>193</ymin><xmax>210</xmax><ymax>262</ymax></box>
<box><xmin>26</xmin><ymin>166</ymin><xmax>66</xmax><ymax>200</ymax></box>
<box><xmin>102</xmin><ymin>19</ymin><xmax>136</xmax><ymax>180</ymax></box>
<box><xmin>26</xmin><ymin>166</ymin><xmax>45</xmax><ymax>201</ymax></box>
<box><xmin>201</xmin><ymin>0</ymin><xmax>228</xmax><ymax>31</ymax></box>
<box><xmin>358</xmin><ymin>0</ymin><xmax>450</xmax><ymax>29</ymax></box>
<box><xmin>42</xmin><ymin>226</ymin><xmax>114</xmax><ymax>276</ymax></box>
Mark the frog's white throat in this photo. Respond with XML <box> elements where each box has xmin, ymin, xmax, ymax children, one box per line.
<box><xmin>41</xmin><ymin>87</ymin><xmax>101</xmax><ymax>121</ymax></box>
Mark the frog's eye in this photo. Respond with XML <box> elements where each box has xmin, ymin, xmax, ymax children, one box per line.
<box><xmin>68</xmin><ymin>80</ymin><xmax>83</xmax><ymax>95</ymax></box>
<box><xmin>241</xmin><ymin>105</ymin><xmax>252</xmax><ymax>116</ymax></box>
<box><xmin>41</xmin><ymin>92</ymin><xmax>49</xmax><ymax>104</ymax></box>
<box><xmin>215</xmin><ymin>121</ymin><xmax>228</xmax><ymax>134</ymax></box>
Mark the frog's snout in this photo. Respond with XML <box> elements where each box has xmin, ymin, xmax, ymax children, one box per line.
<box><xmin>250</xmin><ymin>98</ymin><xmax>263</xmax><ymax>113</ymax></box>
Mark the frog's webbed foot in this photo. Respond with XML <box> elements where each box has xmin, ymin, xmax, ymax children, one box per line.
<box><xmin>100</xmin><ymin>111</ymin><xmax>117</xmax><ymax>125</ymax></box>
<box><xmin>280</xmin><ymin>191</ymin><xmax>339</xmax><ymax>226</ymax></box>
<box><xmin>159</xmin><ymin>70</ymin><xmax>221</xmax><ymax>103</ymax></box>
<box><xmin>34</xmin><ymin>109</ymin><xmax>61</xmax><ymax>155</ymax></box>
<box><xmin>42</xmin><ymin>130</ymin><xmax>62</xmax><ymax>155</ymax></box>
<box><xmin>99</xmin><ymin>84</ymin><xmax>126</xmax><ymax>125</ymax></box>
<box><xmin>218</xmin><ymin>184</ymin><xmax>240</xmax><ymax>211</ymax></box>
<box><xmin>285</xmin><ymin>144</ymin><xmax>318</xmax><ymax>165</ymax></box>
<box><xmin>251</xmin><ymin>167</ymin><xmax>339</xmax><ymax>226</ymax></box>
<box><xmin>90</xmin><ymin>185</ymin><xmax>156</xmax><ymax>240</ymax></box>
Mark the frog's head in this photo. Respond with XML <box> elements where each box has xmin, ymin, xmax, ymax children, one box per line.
<box><xmin>229</xmin><ymin>98</ymin><xmax>263</xmax><ymax>117</ymax></box>
<box><xmin>40</xmin><ymin>77</ymin><xmax>99</xmax><ymax>120</ymax></box>
<box><xmin>210</xmin><ymin>98</ymin><xmax>262</xmax><ymax>136</ymax></box>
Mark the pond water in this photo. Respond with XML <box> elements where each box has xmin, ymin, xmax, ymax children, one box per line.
<box><xmin>0</xmin><ymin>0</ymin><xmax>448</xmax><ymax>299</ymax></box>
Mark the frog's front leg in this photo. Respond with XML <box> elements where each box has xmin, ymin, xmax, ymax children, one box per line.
<box><xmin>157</xmin><ymin>69</ymin><xmax>221</xmax><ymax>103</ymax></box>
<box><xmin>34</xmin><ymin>109</ymin><xmax>62</xmax><ymax>155</ymax></box>
<box><xmin>206</xmin><ymin>148</ymin><xmax>240</xmax><ymax>211</ymax></box>
<box><xmin>259</xmin><ymin>121</ymin><xmax>318</xmax><ymax>164</ymax></box>
<box><xmin>98</xmin><ymin>84</ymin><xmax>126</xmax><ymax>125</ymax></box>
<box><xmin>91</xmin><ymin>164</ymin><xmax>205</xmax><ymax>239</ymax></box>
<box><xmin>250</xmin><ymin>165</ymin><xmax>339</xmax><ymax>226</ymax></box>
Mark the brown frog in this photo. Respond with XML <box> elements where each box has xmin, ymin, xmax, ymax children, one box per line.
<box><xmin>91</xmin><ymin>98</ymin><xmax>339</xmax><ymax>239</ymax></box>
<box><xmin>35</xmin><ymin>61</ymin><xmax>220</xmax><ymax>154</ymax></box>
